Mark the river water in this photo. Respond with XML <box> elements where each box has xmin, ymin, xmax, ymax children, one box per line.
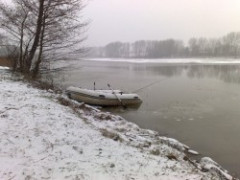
<box><xmin>53</xmin><ymin>58</ymin><xmax>240</xmax><ymax>176</ymax></box>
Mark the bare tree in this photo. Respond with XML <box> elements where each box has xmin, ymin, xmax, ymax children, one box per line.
<box><xmin>0</xmin><ymin>0</ymin><xmax>87</xmax><ymax>77</ymax></box>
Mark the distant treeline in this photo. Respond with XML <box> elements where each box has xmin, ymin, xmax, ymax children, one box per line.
<box><xmin>88</xmin><ymin>32</ymin><xmax>240</xmax><ymax>58</ymax></box>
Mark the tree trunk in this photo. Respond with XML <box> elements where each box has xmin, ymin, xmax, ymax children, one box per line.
<box><xmin>26</xmin><ymin>0</ymin><xmax>45</xmax><ymax>72</ymax></box>
<box><xmin>32</xmin><ymin>17</ymin><xmax>45</xmax><ymax>78</ymax></box>
<box><xmin>19</xmin><ymin>19</ymin><xmax>25</xmax><ymax>71</ymax></box>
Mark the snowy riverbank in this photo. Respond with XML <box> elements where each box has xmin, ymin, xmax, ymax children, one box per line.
<box><xmin>0</xmin><ymin>67</ymin><xmax>235</xmax><ymax>179</ymax></box>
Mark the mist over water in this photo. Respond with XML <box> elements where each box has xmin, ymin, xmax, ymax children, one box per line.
<box><xmin>53</xmin><ymin>59</ymin><xmax>240</xmax><ymax>176</ymax></box>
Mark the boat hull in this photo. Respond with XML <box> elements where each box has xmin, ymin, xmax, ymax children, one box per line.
<box><xmin>66</xmin><ymin>87</ymin><xmax>142</xmax><ymax>107</ymax></box>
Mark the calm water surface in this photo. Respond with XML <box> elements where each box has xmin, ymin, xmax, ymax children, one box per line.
<box><xmin>54</xmin><ymin>59</ymin><xmax>240</xmax><ymax>176</ymax></box>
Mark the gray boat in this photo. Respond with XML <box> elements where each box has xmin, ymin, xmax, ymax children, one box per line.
<box><xmin>66</xmin><ymin>86</ymin><xmax>142</xmax><ymax>106</ymax></box>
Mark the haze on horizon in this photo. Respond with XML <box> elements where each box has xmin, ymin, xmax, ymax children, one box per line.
<box><xmin>84</xmin><ymin>0</ymin><xmax>240</xmax><ymax>46</ymax></box>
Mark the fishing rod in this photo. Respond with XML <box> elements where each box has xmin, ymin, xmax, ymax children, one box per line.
<box><xmin>107</xmin><ymin>83</ymin><xmax>126</xmax><ymax>109</ymax></box>
<box><xmin>133</xmin><ymin>78</ymin><xmax>167</xmax><ymax>93</ymax></box>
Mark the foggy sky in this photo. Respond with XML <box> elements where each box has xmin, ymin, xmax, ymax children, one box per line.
<box><xmin>84</xmin><ymin>0</ymin><xmax>240</xmax><ymax>46</ymax></box>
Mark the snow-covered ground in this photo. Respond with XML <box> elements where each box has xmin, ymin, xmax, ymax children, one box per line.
<box><xmin>0</xmin><ymin>67</ymin><xmax>235</xmax><ymax>180</ymax></box>
<box><xmin>0</xmin><ymin>66</ymin><xmax>9</xmax><ymax>70</ymax></box>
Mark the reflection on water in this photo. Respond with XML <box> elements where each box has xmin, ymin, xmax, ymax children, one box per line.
<box><xmin>130</xmin><ymin>64</ymin><xmax>240</xmax><ymax>83</ymax></box>
<box><xmin>52</xmin><ymin>60</ymin><xmax>240</xmax><ymax>176</ymax></box>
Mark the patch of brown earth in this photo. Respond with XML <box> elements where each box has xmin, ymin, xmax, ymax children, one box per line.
<box><xmin>0</xmin><ymin>57</ymin><xmax>13</xmax><ymax>67</ymax></box>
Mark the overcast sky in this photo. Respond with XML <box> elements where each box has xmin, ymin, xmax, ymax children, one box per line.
<box><xmin>84</xmin><ymin>0</ymin><xmax>240</xmax><ymax>46</ymax></box>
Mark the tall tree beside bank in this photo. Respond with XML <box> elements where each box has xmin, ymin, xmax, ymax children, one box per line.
<box><xmin>0</xmin><ymin>0</ymin><xmax>87</xmax><ymax>77</ymax></box>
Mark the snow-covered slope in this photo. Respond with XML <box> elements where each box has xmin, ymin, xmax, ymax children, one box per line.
<box><xmin>0</xmin><ymin>69</ymin><xmax>235</xmax><ymax>180</ymax></box>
